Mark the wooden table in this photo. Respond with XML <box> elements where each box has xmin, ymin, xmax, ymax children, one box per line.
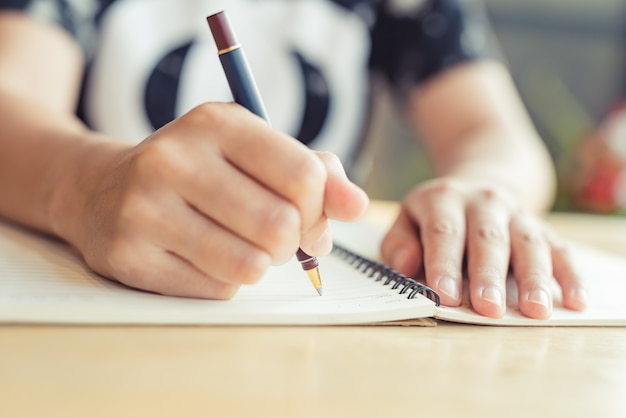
<box><xmin>1</xmin><ymin>202</ymin><xmax>625</xmax><ymax>418</ymax></box>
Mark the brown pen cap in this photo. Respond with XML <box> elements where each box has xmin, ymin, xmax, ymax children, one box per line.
<box><xmin>207</xmin><ymin>11</ymin><xmax>239</xmax><ymax>51</ymax></box>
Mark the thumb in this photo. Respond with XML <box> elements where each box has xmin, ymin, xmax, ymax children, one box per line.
<box><xmin>315</xmin><ymin>151</ymin><xmax>369</xmax><ymax>221</ymax></box>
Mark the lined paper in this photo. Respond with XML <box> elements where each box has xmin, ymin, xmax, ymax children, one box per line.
<box><xmin>1</xmin><ymin>218</ymin><xmax>625</xmax><ymax>326</ymax></box>
<box><xmin>0</xmin><ymin>221</ymin><xmax>435</xmax><ymax>325</ymax></box>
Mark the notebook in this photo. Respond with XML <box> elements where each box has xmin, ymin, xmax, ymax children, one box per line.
<box><xmin>1</xmin><ymin>217</ymin><xmax>625</xmax><ymax>326</ymax></box>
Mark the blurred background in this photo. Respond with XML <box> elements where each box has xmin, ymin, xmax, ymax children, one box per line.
<box><xmin>357</xmin><ymin>0</ymin><xmax>626</xmax><ymax>216</ymax></box>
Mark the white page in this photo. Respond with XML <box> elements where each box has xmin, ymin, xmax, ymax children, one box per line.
<box><xmin>332</xmin><ymin>220</ymin><xmax>626</xmax><ymax>326</ymax></box>
<box><xmin>434</xmin><ymin>243</ymin><xmax>626</xmax><ymax>326</ymax></box>
<box><xmin>0</xmin><ymin>221</ymin><xmax>435</xmax><ymax>325</ymax></box>
<box><xmin>2</xmin><ymin>217</ymin><xmax>625</xmax><ymax>326</ymax></box>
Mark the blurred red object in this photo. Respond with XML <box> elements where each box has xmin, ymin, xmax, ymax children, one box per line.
<box><xmin>570</xmin><ymin>100</ymin><xmax>626</xmax><ymax>214</ymax></box>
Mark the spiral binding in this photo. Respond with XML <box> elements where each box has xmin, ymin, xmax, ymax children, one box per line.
<box><xmin>331</xmin><ymin>242</ymin><xmax>441</xmax><ymax>306</ymax></box>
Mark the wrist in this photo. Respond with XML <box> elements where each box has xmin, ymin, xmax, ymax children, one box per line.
<box><xmin>48</xmin><ymin>131</ymin><xmax>130</xmax><ymax>249</ymax></box>
<box><xmin>444</xmin><ymin>158</ymin><xmax>556</xmax><ymax>215</ymax></box>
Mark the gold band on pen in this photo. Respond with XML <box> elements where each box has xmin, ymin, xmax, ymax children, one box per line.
<box><xmin>218</xmin><ymin>44</ymin><xmax>242</xmax><ymax>55</ymax></box>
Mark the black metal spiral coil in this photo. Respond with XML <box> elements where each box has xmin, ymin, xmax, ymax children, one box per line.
<box><xmin>331</xmin><ymin>242</ymin><xmax>441</xmax><ymax>306</ymax></box>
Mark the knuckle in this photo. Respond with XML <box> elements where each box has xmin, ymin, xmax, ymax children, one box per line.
<box><xmin>519</xmin><ymin>271</ymin><xmax>551</xmax><ymax>287</ymax></box>
<box><xmin>259</xmin><ymin>203</ymin><xmax>301</xmax><ymax>246</ymax></box>
<box><xmin>429</xmin><ymin>259</ymin><xmax>460</xmax><ymax>275</ymax></box>
<box><xmin>187</xmin><ymin>102</ymin><xmax>255</xmax><ymax>136</ymax></box>
<box><xmin>476</xmin><ymin>224</ymin><xmax>507</xmax><ymax>244</ymax></box>
<box><xmin>519</xmin><ymin>230</ymin><xmax>544</xmax><ymax>245</ymax></box>
<box><xmin>290</xmin><ymin>153</ymin><xmax>327</xmax><ymax>195</ymax></box>
<box><xmin>475</xmin><ymin>185</ymin><xmax>516</xmax><ymax>209</ymax></box>
<box><xmin>477</xmin><ymin>186</ymin><xmax>500</xmax><ymax>201</ymax></box>
<box><xmin>471</xmin><ymin>265</ymin><xmax>504</xmax><ymax>283</ymax></box>
<box><xmin>101</xmin><ymin>236</ymin><xmax>138</xmax><ymax>279</ymax></box>
<box><xmin>427</xmin><ymin>220</ymin><xmax>459</xmax><ymax>238</ymax></box>
<box><xmin>134</xmin><ymin>139</ymin><xmax>183</xmax><ymax>179</ymax></box>
<box><xmin>188</xmin><ymin>102</ymin><xmax>223</xmax><ymax>126</ymax></box>
<box><xmin>316</xmin><ymin>150</ymin><xmax>341</xmax><ymax>167</ymax></box>
<box><xmin>229</xmin><ymin>249</ymin><xmax>271</xmax><ymax>285</ymax></box>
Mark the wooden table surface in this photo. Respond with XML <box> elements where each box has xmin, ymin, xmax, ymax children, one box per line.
<box><xmin>1</xmin><ymin>202</ymin><xmax>625</xmax><ymax>418</ymax></box>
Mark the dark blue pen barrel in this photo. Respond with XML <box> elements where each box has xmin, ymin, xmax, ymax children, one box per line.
<box><xmin>219</xmin><ymin>48</ymin><xmax>270</xmax><ymax>123</ymax></box>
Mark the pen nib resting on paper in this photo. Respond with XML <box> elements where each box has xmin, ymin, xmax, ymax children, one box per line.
<box><xmin>296</xmin><ymin>249</ymin><xmax>323</xmax><ymax>296</ymax></box>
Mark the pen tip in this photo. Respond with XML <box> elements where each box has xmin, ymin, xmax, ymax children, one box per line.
<box><xmin>304</xmin><ymin>266</ymin><xmax>323</xmax><ymax>296</ymax></box>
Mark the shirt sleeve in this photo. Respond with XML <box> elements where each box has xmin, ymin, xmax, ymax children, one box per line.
<box><xmin>369</xmin><ymin>0</ymin><xmax>502</xmax><ymax>95</ymax></box>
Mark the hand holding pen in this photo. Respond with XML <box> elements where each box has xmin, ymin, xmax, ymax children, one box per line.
<box><xmin>207</xmin><ymin>10</ymin><xmax>352</xmax><ymax>295</ymax></box>
<box><xmin>67</xmin><ymin>99</ymin><xmax>367</xmax><ymax>301</ymax></box>
<box><xmin>50</xmin><ymin>11</ymin><xmax>367</xmax><ymax>302</ymax></box>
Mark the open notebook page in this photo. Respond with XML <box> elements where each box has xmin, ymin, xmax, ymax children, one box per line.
<box><xmin>0</xmin><ymin>220</ymin><xmax>436</xmax><ymax>325</ymax></box>
<box><xmin>433</xmin><ymin>243</ymin><xmax>626</xmax><ymax>326</ymax></box>
<box><xmin>2</xmin><ymin>217</ymin><xmax>626</xmax><ymax>326</ymax></box>
<box><xmin>331</xmin><ymin>220</ymin><xmax>626</xmax><ymax>326</ymax></box>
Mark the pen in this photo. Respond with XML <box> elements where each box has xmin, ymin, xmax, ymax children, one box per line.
<box><xmin>207</xmin><ymin>10</ymin><xmax>323</xmax><ymax>296</ymax></box>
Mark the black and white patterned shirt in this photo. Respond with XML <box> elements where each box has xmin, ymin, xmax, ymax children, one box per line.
<box><xmin>0</xmin><ymin>0</ymin><xmax>497</xmax><ymax>167</ymax></box>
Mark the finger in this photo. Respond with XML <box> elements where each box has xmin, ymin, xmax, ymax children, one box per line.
<box><xmin>149</xmin><ymin>199</ymin><xmax>273</xmax><ymax>284</ymax></box>
<box><xmin>174</xmin><ymin>152</ymin><xmax>300</xmax><ymax>264</ymax></box>
<box><xmin>545</xmin><ymin>228</ymin><xmax>588</xmax><ymax>311</ymax></box>
<box><xmin>194</xmin><ymin>104</ymin><xmax>327</xmax><ymax>230</ymax></box>
<box><xmin>381</xmin><ymin>210</ymin><xmax>423</xmax><ymax>278</ymax></box>
<box><xmin>299</xmin><ymin>151</ymin><xmax>367</xmax><ymax>256</ymax></box>
<box><xmin>466</xmin><ymin>194</ymin><xmax>511</xmax><ymax>318</ymax></box>
<box><xmin>110</xmin><ymin>243</ymin><xmax>242</xmax><ymax>300</ymax></box>
<box><xmin>315</xmin><ymin>151</ymin><xmax>369</xmax><ymax>221</ymax></box>
<box><xmin>102</xmin><ymin>185</ymin><xmax>275</xmax><ymax>286</ymax></box>
<box><xmin>405</xmin><ymin>183</ymin><xmax>465</xmax><ymax>306</ymax></box>
<box><xmin>299</xmin><ymin>216</ymin><xmax>333</xmax><ymax>257</ymax></box>
<box><xmin>510</xmin><ymin>214</ymin><xmax>554</xmax><ymax>319</ymax></box>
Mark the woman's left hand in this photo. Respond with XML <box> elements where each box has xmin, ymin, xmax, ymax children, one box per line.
<box><xmin>380</xmin><ymin>177</ymin><xmax>588</xmax><ymax>319</ymax></box>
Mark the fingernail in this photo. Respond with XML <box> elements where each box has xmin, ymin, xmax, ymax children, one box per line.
<box><xmin>570</xmin><ymin>287</ymin><xmax>589</xmax><ymax>307</ymax></box>
<box><xmin>310</xmin><ymin>228</ymin><xmax>332</xmax><ymax>255</ymax></box>
<box><xmin>526</xmin><ymin>288</ymin><xmax>550</xmax><ymax>308</ymax></box>
<box><xmin>481</xmin><ymin>286</ymin><xmax>503</xmax><ymax>306</ymax></box>
<box><xmin>436</xmin><ymin>276</ymin><xmax>459</xmax><ymax>301</ymax></box>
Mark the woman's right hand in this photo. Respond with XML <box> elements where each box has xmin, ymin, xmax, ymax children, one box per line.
<box><xmin>52</xmin><ymin>103</ymin><xmax>369</xmax><ymax>299</ymax></box>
